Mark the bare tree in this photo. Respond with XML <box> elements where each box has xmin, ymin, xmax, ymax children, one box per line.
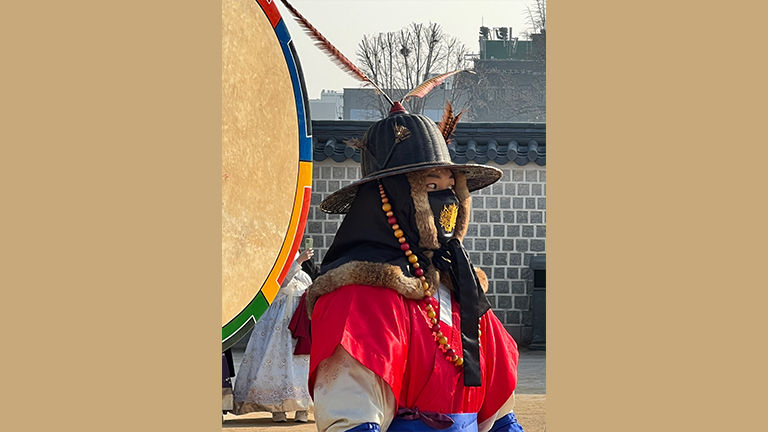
<box><xmin>526</xmin><ymin>0</ymin><xmax>546</xmax><ymax>34</ymax></box>
<box><xmin>355</xmin><ymin>22</ymin><xmax>470</xmax><ymax>116</ymax></box>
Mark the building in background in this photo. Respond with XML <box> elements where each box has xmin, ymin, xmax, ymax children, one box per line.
<box><xmin>460</xmin><ymin>27</ymin><xmax>546</xmax><ymax>122</ymax></box>
<box><xmin>341</xmin><ymin>88</ymin><xmax>378</xmax><ymax>121</ymax></box>
<box><xmin>309</xmin><ymin>89</ymin><xmax>344</xmax><ymax>120</ymax></box>
<box><xmin>340</xmin><ymin>27</ymin><xmax>546</xmax><ymax>123</ymax></box>
<box><xmin>343</xmin><ymin>81</ymin><xmax>469</xmax><ymax>123</ymax></box>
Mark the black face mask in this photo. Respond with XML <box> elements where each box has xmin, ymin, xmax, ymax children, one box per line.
<box><xmin>428</xmin><ymin>187</ymin><xmax>490</xmax><ymax>387</ymax></box>
<box><xmin>428</xmin><ymin>189</ymin><xmax>460</xmax><ymax>245</ymax></box>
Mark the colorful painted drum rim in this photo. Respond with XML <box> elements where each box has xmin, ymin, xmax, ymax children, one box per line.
<box><xmin>222</xmin><ymin>0</ymin><xmax>312</xmax><ymax>350</ymax></box>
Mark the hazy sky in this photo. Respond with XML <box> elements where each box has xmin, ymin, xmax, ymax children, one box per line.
<box><xmin>276</xmin><ymin>0</ymin><xmax>536</xmax><ymax>99</ymax></box>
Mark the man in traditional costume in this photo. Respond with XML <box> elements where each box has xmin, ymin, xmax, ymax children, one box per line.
<box><xmin>274</xmin><ymin>3</ymin><xmax>526</xmax><ymax>431</ymax></box>
<box><xmin>304</xmin><ymin>102</ymin><xmax>525</xmax><ymax>432</ymax></box>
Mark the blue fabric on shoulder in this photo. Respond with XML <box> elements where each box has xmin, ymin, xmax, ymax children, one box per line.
<box><xmin>488</xmin><ymin>412</ymin><xmax>524</xmax><ymax>432</ymax></box>
<box><xmin>388</xmin><ymin>413</ymin><xmax>477</xmax><ymax>432</ymax></box>
<box><xmin>346</xmin><ymin>423</ymin><xmax>381</xmax><ymax>432</ymax></box>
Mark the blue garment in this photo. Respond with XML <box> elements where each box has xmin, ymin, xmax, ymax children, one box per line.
<box><xmin>389</xmin><ymin>413</ymin><xmax>478</xmax><ymax>432</ymax></box>
<box><xmin>344</xmin><ymin>412</ymin><xmax>524</xmax><ymax>432</ymax></box>
<box><xmin>346</xmin><ymin>424</ymin><xmax>381</xmax><ymax>432</ymax></box>
<box><xmin>488</xmin><ymin>413</ymin><xmax>525</xmax><ymax>432</ymax></box>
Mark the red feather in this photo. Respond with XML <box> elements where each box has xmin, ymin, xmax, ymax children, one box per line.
<box><xmin>279</xmin><ymin>0</ymin><xmax>393</xmax><ymax>105</ymax></box>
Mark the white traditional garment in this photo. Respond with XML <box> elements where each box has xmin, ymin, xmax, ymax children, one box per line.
<box><xmin>314</xmin><ymin>346</ymin><xmax>397</xmax><ymax>432</ymax></box>
<box><xmin>233</xmin><ymin>259</ymin><xmax>313</xmax><ymax>415</ymax></box>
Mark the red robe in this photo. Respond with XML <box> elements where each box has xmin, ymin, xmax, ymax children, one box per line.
<box><xmin>309</xmin><ymin>284</ymin><xmax>519</xmax><ymax>424</ymax></box>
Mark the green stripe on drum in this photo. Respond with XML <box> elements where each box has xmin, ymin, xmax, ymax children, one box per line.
<box><xmin>222</xmin><ymin>290</ymin><xmax>269</xmax><ymax>351</ymax></box>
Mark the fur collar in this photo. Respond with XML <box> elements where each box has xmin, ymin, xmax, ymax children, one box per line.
<box><xmin>306</xmin><ymin>260</ymin><xmax>488</xmax><ymax>317</ymax></box>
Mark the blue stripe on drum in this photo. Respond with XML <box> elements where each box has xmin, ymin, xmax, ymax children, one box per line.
<box><xmin>274</xmin><ymin>19</ymin><xmax>313</xmax><ymax>163</ymax></box>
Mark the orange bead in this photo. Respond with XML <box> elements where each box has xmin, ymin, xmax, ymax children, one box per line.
<box><xmin>454</xmin><ymin>358</ymin><xmax>464</xmax><ymax>366</ymax></box>
<box><xmin>407</xmin><ymin>254</ymin><xmax>418</xmax><ymax>263</ymax></box>
<box><xmin>405</xmin><ymin>250</ymin><xmax>413</xmax><ymax>256</ymax></box>
<box><xmin>438</xmin><ymin>336</ymin><xmax>448</xmax><ymax>345</ymax></box>
<box><xmin>436</xmin><ymin>331</ymin><xmax>443</xmax><ymax>338</ymax></box>
<box><xmin>394</xmin><ymin>229</ymin><xmax>404</xmax><ymax>238</ymax></box>
<box><xmin>382</xmin><ymin>197</ymin><xmax>389</xmax><ymax>203</ymax></box>
<box><xmin>430</xmin><ymin>318</ymin><xmax>438</xmax><ymax>325</ymax></box>
<box><xmin>413</xmin><ymin>262</ymin><xmax>420</xmax><ymax>268</ymax></box>
<box><xmin>386</xmin><ymin>211</ymin><xmax>394</xmax><ymax>217</ymax></box>
<box><xmin>392</xmin><ymin>224</ymin><xmax>400</xmax><ymax>230</ymax></box>
<box><xmin>382</xmin><ymin>203</ymin><xmax>392</xmax><ymax>212</ymax></box>
<box><xmin>451</xmin><ymin>355</ymin><xmax>459</xmax><ymax>362</ymax></box>
<box><xmin>419</xmin><ymin>276</ymin><xmax>426</xmax><ymax>281</ymax></box>
<box><xmin>427</xmin><ymin>310</ymin><xmax>436</xmax><ymax>318</ymax></box>
<box><xmin>422</xmin><ymin>281</ymin><xmax>429</xmax><ymax>290</ymax></box>
<box><xmin>398</xmin><ymin>237</ymin><xmax>406</xmax><ymax>244</ymax></box>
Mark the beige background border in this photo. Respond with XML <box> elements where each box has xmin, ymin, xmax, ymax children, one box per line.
<box><xmin>548</xmin><ymin>1</ymin><xmax>768</xmax><ymax>431</ymax></box>
<box><xmin>3</xmin><ymin>1</ymin><xmax>767</xmax><ymax>431</ymax></box>
<box><xmin>3</xmin><ymin>1</ymin><xmax>220</xmax><ymax>431</ymax></box>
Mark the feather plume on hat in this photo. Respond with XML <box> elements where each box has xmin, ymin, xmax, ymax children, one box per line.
<box><xmin>279</xmin><ymin>0</ymin><xmax>472</xmax><ymax>118</ymax></box>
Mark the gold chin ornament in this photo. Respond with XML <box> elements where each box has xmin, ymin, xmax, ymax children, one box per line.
<box><xmin>439</xmin><ymin>203</ymin><xmax>459</xmax><ymax>233</ymax></box>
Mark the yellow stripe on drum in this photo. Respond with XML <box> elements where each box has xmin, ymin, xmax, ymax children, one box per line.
<box><xmin>259</xmin><ymin>161</ymin><xmax>313</xmax><ymax>304</ymax></box>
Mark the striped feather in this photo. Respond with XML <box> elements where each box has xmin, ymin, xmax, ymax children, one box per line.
<box><xmin>437</xmin><ymin>101</ymin><xmax>464</xmax><ymax>142</ymax></box>
<box><xmin>401</xmin><ymin>69</ymin><xmax>474</xmax><ymax>102</ymax></box>
<box><xmin>279</xmin><ymin>0</ymin><xmax>394</xmax><ymax>105</ymax></box>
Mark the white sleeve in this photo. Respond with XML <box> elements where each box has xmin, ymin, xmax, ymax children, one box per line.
<box><xmin>477</xmin><ymin>392</ymin><xmax>516</xmax><ymax>432</ymax></box>
<box><xmin>281</xmin><ymin>260</ymin><xmax>302</xmax><ymax>288</ymax></box>
<box><xmin>313</xmin><ymin>345</ymin><xmax>397</xmax><ymax>432</ymax></box>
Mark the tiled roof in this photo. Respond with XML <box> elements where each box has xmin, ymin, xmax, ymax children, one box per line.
<box><xmin>311</xmin><ymin>120</ymin><xmax>545</xmax><ymax>166</ymax></box>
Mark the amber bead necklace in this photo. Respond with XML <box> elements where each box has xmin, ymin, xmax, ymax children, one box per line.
<box><xmin>377</xmin><ymin>181</ymin><xmax>468</xmax><ymax>367</ymax></box>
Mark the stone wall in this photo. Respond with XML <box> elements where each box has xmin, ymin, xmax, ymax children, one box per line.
<box><xmin>304</xmin><ymin>159</ymin><xmax>546</xmax><ymax>345</ymax></box>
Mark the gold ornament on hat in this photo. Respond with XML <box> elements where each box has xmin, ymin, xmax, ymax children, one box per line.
<box><xmin>393</xmin><ymin>124</ymin><xmax>411</xmax><ymax>144</ymax></box>
<box><xmin>439</xmin><ymin>203</ymin><xmax>458</xmax><ymax>233</ymax></box>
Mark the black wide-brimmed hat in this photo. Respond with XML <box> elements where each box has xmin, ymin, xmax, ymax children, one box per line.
<box><xmin>320</xmin><ymin>103</ymin><xmax>502</xmax><ymax>213</ymax></box>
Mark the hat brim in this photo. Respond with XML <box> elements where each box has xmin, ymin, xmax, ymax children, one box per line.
<box><xmin>319</xmin><ymin>162</ymin><xmax>503</xmax><ymax>214</ymax></box>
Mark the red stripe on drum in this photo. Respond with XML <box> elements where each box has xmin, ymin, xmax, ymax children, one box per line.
<box><xmin>277</xmin><ymin>185</ymin><xmax>312</xmax><ymax>285</ymax></box>
<box><xmin>257</xmin><ymin>0</ymin><xmax>282</xmax><ymax>28</ymax></box>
